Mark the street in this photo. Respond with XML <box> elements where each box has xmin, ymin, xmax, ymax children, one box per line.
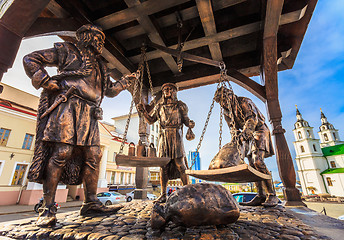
<box><xmin>305</xmin><ymin>201</ymin><xmax>344</xmax><ymax>219</ymax></box>
<box><xmin>0</xmin><ymin>206</ymin><xmax>80</xmax><ymax>224</ymax></box>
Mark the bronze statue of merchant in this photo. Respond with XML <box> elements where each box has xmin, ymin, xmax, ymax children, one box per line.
<box><xmin>137</xmin><ymin>83</ymin><xmax>195</xmax><ymax>203</ymax></box>
<box><xmin>23</xmin><ymin>25</ymin><xmax>137</xmax><ymax>227</ymax></box>
<box><xmin>213</xmin><ymin>85</ymin><xmax>279</xmax><ymax>207</ymax></box>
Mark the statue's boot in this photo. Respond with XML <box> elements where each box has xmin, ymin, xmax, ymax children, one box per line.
<box><xmin>36</xmin><ymin>205</ymin><xmax>57</xmax><ymax>227</ymax></box>
<box><xmin>153</xmin><ymin>193</ymin><xmax>167</xmax><ymax>203</ymax></box>
<box><xmin>262</xmin><ymin>194</ymin><xmax>279</xmax><ymax>207</ymax></box>
<box><xmin>80</xmin><ymin>200</ymin><xmax>123</xmax><ymax>216</ymax></box>
<box><xmin>239</xmin><ymin>195</ymin><xmax>266</xmax><ymax>206</ymax></box>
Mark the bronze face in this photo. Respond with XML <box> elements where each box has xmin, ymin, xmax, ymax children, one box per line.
<box><xmin>90</xmin><ymin>32</ymin><xmax>105</xmax><ymax>55</ymax></box>
<box><xmin>162</xmin><ymin>85</ymin><xmax>177</xmax><ymax>100</ymax></box>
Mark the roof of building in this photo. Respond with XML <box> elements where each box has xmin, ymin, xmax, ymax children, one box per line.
<box><xmin>321</xmin><ymin>168</ymin><xmax>344</xmax><ymax>175</ymax></box>
<box><xmin>321</xmin><ymin>143</ymin><xmax>344</xmax><ymax>157</ymax></box>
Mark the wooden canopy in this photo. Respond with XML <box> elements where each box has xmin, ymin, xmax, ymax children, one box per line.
<box><xmin>17</xmin><ymin>0</ymin><xmax>316</xmax><ymax>100</ymax></box>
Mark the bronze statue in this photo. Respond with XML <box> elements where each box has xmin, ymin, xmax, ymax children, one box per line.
<box><xmin>23</xmin><ymin>24</ymin><xmax>137</xmax><ymax>227</ymax></box>
<box><xmin>151</xmin><ymin>183</ymin><xmax>240</xmax><ymax>229</ymax></box>
<box><xmin>213</xmin><ymin>86</ymin><xmax>279</xmax><ymax>207</ymax></box>
<box><xmin>137</xmin><ymin>82</ymin><xmax>195</xmax><ymax>203</ymax></box>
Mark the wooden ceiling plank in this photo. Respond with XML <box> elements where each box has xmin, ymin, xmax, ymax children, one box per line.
<box><xmin>115</xmin><ymin>0</ymin><xmax>246</xmax><ymax>41</ymax></box>
<box><xmin>55</xmin><ymin>0</ymin><xmax>135</xmax><ymax>73</ymax></box>
<box><xmin>24</xmin><ymin>17</ymin><xmax>80</xmax><ymax>38</ymax></box>
<box><xmin>46</xmin><ymin>0</ymin><xmax>70</xmax><ymax>18</ymax></box>
<box><xmin>95</xmin><ymin>0</ymin><xmax>191</xmax><ymax>30</ymax></box>
<box><xmin>195</xmin><ymin>0</ymin><xmax>222</xmax><ymax>61</ymax></box>
<box><xmin>129</xmin><ymin>7</ymin><xmax>307</xmax><ymax>63</ymax></box>
<box><xmin>124</xmin><ymin>0</ymin><xmax>179</xmax><ymax>74</ymax></box>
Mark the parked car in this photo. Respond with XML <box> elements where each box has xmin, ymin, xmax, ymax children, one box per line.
<box><xmin>147</xmin><ymin>193</ymin><xmax>157</xmax><ymax>200</ymax></box>
<box><xmin>126</xmin><ymin>190</ymin><xmax>157</xmax><ymax>202</ymax></box>
<box><xmin>97</xmin><ymin>192</ymin><xmax>126</xmax><ymax>206</ymax></box>
<box><xmin>232</xmin><ymin>192</ymin><xmax>282</xmax><ymax>204</ymax></box>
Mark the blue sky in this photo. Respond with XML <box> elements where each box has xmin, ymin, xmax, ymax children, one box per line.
<box><xmin>2</xmin><ymin>0</ymin><xmax>344</xmax><ymax>181</ymax></box>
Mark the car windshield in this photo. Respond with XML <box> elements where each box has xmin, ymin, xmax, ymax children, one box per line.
<box><xmin>111</xmin><ymin>192</ymin><xmax>121</xmax><ymax>196</ymax></box>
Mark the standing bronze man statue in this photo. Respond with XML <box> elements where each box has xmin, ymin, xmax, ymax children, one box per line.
<box><xmin>214</xmin><ymin>86</ymin><xmax>279</xmax><ymax>207</ymax></box>
<box><xmin>137</xmin><ymin>83</ymin><xmax>195</xmax><ymax>203</ymax></box>
<box><xmin>23</xmin><ymin>24</ymin><xmax>137</xmax><ymax>227</ymax></box>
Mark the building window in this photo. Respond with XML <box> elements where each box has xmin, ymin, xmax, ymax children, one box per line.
<box><xmin>113</xmin><ymin>152</ymin><xmax>117</xmax><ymax>162</ymax></box>
<box><xmin>151</xmin><ymin>172</ymin><xmax>159</xmax><ymax>181</ymax></box>
<box><xmin>307</xmin><ymin>130</ymin><xmax>311</xmax><ymax>138</ymax></box>
<box><xmin>330</xmin><ymin>161</ymin><xmax>336</xmax><ymax>168</ymax></box>
<box><xmin>11</xmin><ymin>164</ymin><xmax>27</xmax><ymax>185</ymax></box>
<box><xmin>0</xmin><ymin>128</ymin><xmax>11</xmax><ymax>146</ymax></box>
<box><xmin>313</xmin><ymin>144</ymin><xmax>317</xmax><ymax>152</ymax></box>
<box><xmin>151</xmin><ymin>136</ymin><xmax>154</xmax><ymax>144</ymax></box>
<box><xmin>128</xmin><ymin>173</ymin><xmax>131</xmax><ymax>184</ymax></box>
<box><xmin>326</xmin><ymin>177</ymin><xmax>333</xmax><ymax>186</ymax></box>
<box><xmin>324</xmin><ymin>133</ymin><xmax>329</xmax><ymax>141</ymax></box>
<box><xmin>111</xmin><ymin>172</ymin><xmax>116</xmax><ymax>184</ymax></box>
<box><xmin>22</xmin><ymin>133</ymin><xmax>34</xmax><ymax>150</ymax></box>
<box><xmin>298</xmin><ymin>131</ymin><xmax>302</xmax><ymax>139</ymax></box>
<box><xmin>151</xmin><ymin>124</ymin><xmax>154</xmax><ymax>131</ymax></box>
<box><xmin>300</xmin><ymin>145</ymin><xmax>305</xmax><ymax>153</ymax></box>
<box><xmin>0</xmin><ymin>160</ymin><xmax>4</xmax><ymax>176</ymax></box>
<box><xmin>156</xmin><ymin>124</ymin><xmax>159</xmax><ymax>133</ymax></box>
<box><xmin>120</xmin><ymin>172</ymin><xmax>124</xmax><ymax>184</ymax></box>
<box><xmin>333</xmin><ymin>132</ymin><xmax>337</xmax><ymax>140</ymax></box>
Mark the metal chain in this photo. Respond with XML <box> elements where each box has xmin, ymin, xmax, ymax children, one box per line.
<box><xmin>188</xmin><ymin>80</ymin><xmax>223</xmax><ymax>169</ymax></box>
<box><xmin>119</xmin><ymin>78</ymin><xmax>140</xmax><ymax>154</ymax></box>
<box><xmin>118</xmin><ymin>47</ymin><xmax>146</xmax><ymax>154</ymax></box>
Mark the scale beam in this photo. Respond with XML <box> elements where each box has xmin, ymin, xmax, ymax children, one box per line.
<box><xmin>186</xmin><ymin>164</ymin><xmax>271</xmax><ymax>183</ymax></box>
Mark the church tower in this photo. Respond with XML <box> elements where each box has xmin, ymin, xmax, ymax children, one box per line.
<box><xmin>318</xmin><ymin>109</ymin><xmax>343</xmax><ymax>147</ymax></box>
<box><xmin>293</xmin><ymin>106</ymin><xmax>327</xmax><ymax>195</ymax></box>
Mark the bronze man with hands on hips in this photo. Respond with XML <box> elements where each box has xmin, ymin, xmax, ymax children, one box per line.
<box><xmin>23</xmin><ymin>24</ymin><xmax>138</xmax><ymax>227</ymax></box>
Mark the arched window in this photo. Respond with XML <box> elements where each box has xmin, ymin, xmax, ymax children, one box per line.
<box><xmin>313</xmin><ymin>144</ymin><xmax>317</xmax><ymax>152</ymax></box>
<box><xmin>307</xmin><ymin>130</ymin><xmax>311</xmax><ymax>138</ymax></box>
<box><xmin>324</xmin><ymin>133</ymin><xmax>329</xmax><ymax>141</ymax></box>
<box><xmin>300</xmin><ymin>145</ymin><xmax>305</xmax><ymax>153</ymax></box>
<box><xmin>298</xmin><ymin>131</ymin><xmax>302</xmax><ymax>139</ymax></box>
<box><xmin>333</xmin><ymin>132</ymin><xmax>337</xmax><ymax>140</ymax></box>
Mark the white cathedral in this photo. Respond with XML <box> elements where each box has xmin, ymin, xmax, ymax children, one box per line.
<box><xmin>293</xmin><ymin>107</ymin><xmax>344</xmax><ymax>197</ymax></box>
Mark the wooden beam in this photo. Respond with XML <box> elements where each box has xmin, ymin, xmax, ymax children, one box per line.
<box><xmin>124</xmin><ymin>0</ymin><xmax>179</xmax><ymax>74</ymax></box>
<box><xmin>115</xmin><ymin>0</ymin><xmax>246</xmax><ymax>41</ymax></box>
<box><xmin>95</xmin><ymin>0</ymin><xmax>191</xmax><ymax>30</ymax></box>
<box><xmin>195</xmin><ymin>0</ymin><xmax>222</xmax><ymax>61</ymax></box>
<box><xmin>24</xmin><ymin>17</ymin><xmax>80</xmax><ymax>38</ymax></box>
<box><xmin>129</xmin><ymin>6</ymin><xmax>307</xmax><ymax>63</ymax></box>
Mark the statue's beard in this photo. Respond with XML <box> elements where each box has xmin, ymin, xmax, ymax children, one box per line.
<box><xmin>79</xmin><ymin>40</ymin><xmax>103</xmax><ymax>55</ymax></box>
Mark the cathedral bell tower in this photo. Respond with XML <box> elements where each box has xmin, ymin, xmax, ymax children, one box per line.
<box><xmin>318</xmin><ymin>109</ymin><xmax>342</xmax><ymax>147</ymax></box>
<box><xmin>293</xmin><ymin>106</ymin><xmax>327</xmax><ymax>195</ymax></box>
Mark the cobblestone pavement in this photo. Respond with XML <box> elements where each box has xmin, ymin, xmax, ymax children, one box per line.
<box><xmin>0</xmin><ymin>201</ymin><xmax>332</xmax><ymax>239</ymax></box>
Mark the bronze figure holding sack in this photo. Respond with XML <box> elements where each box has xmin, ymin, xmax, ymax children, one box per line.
<box><xmin>211</xmin><ymin>86</ymin><xmax>279</xmax><ymax>207</ymax></box>
<box><xmin>137</xmin><ymin>82</ymin><xmax>195</xmax><ymax>203</ymax></box>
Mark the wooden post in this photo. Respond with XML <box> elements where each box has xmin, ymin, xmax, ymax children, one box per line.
<box><xmin>261</xmin><ymin>37</ymin><xmax>305</xmax><ymax>206</ymax></box>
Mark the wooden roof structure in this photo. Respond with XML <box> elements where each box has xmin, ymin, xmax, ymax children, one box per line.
<box><xmin>18</xmin><ymin>0</ymin><xmax>316</xmax><ymax>99</ymax></box>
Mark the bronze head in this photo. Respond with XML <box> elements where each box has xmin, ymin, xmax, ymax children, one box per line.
<box><xmin>214</xmin><ymin>86</ymin><xmax>234</xmax><ymax>107</ymax></box>
<box><xmin>162</xmin><ymin>82</ymin><xmax>178</xmax><ymax>102</ymax></box>
<box><xmin>76</xmin><ymin>24</ymin><xmax>105</xmax><ymax>55</ymax></box>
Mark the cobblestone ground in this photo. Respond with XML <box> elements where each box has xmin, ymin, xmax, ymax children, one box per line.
<box><xmin>0</xmin><ymin>201</ymin><xmax>331</xmax><ymax>240</ymax></box>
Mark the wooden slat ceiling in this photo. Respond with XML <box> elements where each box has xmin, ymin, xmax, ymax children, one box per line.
<box><xmin>25</xmin><ymin>0</ymin><xmax>317</xmax><ymax>90</ymax></box>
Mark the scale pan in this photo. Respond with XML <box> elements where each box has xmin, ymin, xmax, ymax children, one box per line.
<box><xmin>115</xmin><ymin>154</ymin><xmax>170</xmax><ymax>168</ymax></box>
<box><xmin>185</xmin><ymin>164</ymin><xmax>271</xmax><ymax>183</ymax></box>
